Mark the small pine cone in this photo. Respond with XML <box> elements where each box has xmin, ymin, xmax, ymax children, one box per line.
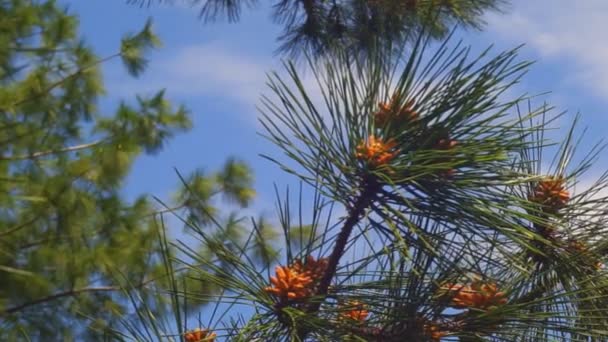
<box><xmin>529</xmin><ymin>177</ymin><xmax>569</xmax><ymax>214</ymax></box>
<box><xmin>373</xmin><ymin>95</ymin><xmax>418</xmax><ymax>127</ymax></box>
<box><xmin>355</xmin><ymin>135</ymin><xmax>398</xmax><ymax>167</ymax></box>
<box><xmin>184</xmin><ymin>328</ymin><xmax>217</xmax><ymax>342</ymax></box>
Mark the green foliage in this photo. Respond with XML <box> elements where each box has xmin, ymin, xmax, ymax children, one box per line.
<box><xmin>175</xmin><ymin>158</ymin><xmax>255</xmax><ymax>227</ymax></box>
<box><xmin>216</xmin><ymin>158</ymin><xmax>256</xmax><ymax>207</ymax></box>
<box><xmin>7</xmin><ymin>1</ymin><xmax>608</xmax><ymax>341</ymax></box>
<box><xmin>120</xmin><ymin>19</ymin><xmax>161</xmax><ymax>77</ymax></box>
<box><xmin>124</xmin><ymin>36</ymin><xmax>608</xmax><ymax>341</ymax></box>
<box><xmin>0</xmin><ymin>1</ymin><xmax>265</xmax><ymax>340</ymax></box>
<box><xmin>129</xmin><ymin>0</ymin><xmax>508</xmax><ymax>60</ymax></box>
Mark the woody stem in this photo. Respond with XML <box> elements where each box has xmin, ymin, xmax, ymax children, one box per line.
<box><xmin>298</xmin><ymin>176</ymin><xmax>379</xmax><ymax>339</ymax></box>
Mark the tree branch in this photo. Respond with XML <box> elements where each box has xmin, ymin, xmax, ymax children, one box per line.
<box><xmin>3</xmin><ymin>53</ymin><xmax>119</xmax><ymax>112</ymax></box>
<box><xmin>2</xmin><ymin>278</ymin><xmax>155</xmax><ymax>315</ymax></box>
<box><xmin>0</xmin><ymin>140</ymin><xmax>105</xmax><ymax>161</ymax></box>
<box><xmin>308</xmin><ymin>176</ymin><xmax>380</xmax><ymax>311</ymax></box>
<box><xmin>293</xmin><ymin>176</ymin><xmax>379</xmax><ymax>340</ymax></box>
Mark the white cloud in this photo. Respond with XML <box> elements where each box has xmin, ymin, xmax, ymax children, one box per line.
<box><xmin>110</xmin><ymin>42</ymin><xmax>268</xmax><ymax>108</ymax></box>
<box><xmin>166</xmin><ymin>44</ymin><xmax>269</xmax><ymax>104</ymax></box>
<box><xmin>486</xmin><ymin>0</ymin><xmax>608</xmax><ymax>100</ymax></box>
<box><xmin>109</xmin><ymin>41</ymin><xmax>330</xmax><ymax>126</ymax></box>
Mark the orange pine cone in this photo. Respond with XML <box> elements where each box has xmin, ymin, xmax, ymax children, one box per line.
<box><xmin>355</xmin><ymin>135</ymin><xmax>398</xmax><ymax>166</ymax></box>
<box><xmin>292</xmin><ymin>255</ymin><xmax>329</xmax><ymax>280</ymax></box>
<box><xmin>373</xmin><ymin>94</ymin><xmax>418</xmax><ymax>127</ymax></box>
<box><xmin>265</xmin><ymin>265</ymin><xmax>314</xmax><ymax>300</ymax></box>
<box><xmin>184</xmin><ymin>328</ymin><xmax>217</xmax><ymax>342</ymax></box>
<box><xmin>529</xmin><ymin>177</ymin><xmax>569</xmax><ymax>213</ymax></box>
<box><xmin>339</xmin><ymin>300</ymin><xmax>369</xmax><ymax>322</ymax></box>
<box><xmin>441</xmin><ymin>281</ymin><xmax>507</xmax><ymax>310</ymax></box>
<box><xmin>264</xmin><ymin>256</ymin><xmax>328</xmax><ymax>302</ymax></box>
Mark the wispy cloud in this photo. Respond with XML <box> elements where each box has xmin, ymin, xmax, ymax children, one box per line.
<box><xmin>108</xmin><ymin>41</ymin><xmax>329</xmax><ymax>124</ymax></box>
<box><xmin>487</xmin><ymin>0</ymin><xmax>608</xmax><ymax>100</ymax></box>
<box><xmin>110</xmin><ymin>42</ymin><xmax>267</xmax><ymax>106</ymax></box>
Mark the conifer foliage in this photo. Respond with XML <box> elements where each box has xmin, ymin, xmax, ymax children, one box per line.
<box><xmin>0</xmin><ymin>1</ymin><xmax>263</xmax><ymax>339</ymax></box>
<box><xmin>129</xmin><ymin>0</ymin><xmax>507</xmax><ymax>60</ymax></box>
<box><xmin>129</xmin><ymin>39</ymin><xmax>608</xmax><ymax>341</ymax></box>
<box><xmin>4</xmin><ymin>1</ymin><xmax>608</xmax><ymax>341</ymax></box>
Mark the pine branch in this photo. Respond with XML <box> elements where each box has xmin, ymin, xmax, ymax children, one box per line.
<box><xmin>0</xmin><ymin>140</ymin><xmax>105</xmax><ymax>160</ymax></box>
<box><xmin>2</xmin><ymin>54</ymin><xmax>119</xmax><ymax>112</ymax></box>
<box><xmin>298</xmin><ymin>176</ymin><xmax>380</xmax><ymax>338</ymax></box>
<box><xmin>0</xmin><ymin>216</ymin><xmax>41</xmax><ymax>237</ymax></box>
<box><xmin>1</xmin><ymin>279</ymin><xmax>156</xmax><ymax>315</ymax></box>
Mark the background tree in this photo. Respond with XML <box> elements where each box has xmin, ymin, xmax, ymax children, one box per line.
<box><xmin>0</xmin><ymin>1</ymin><xmax>273</xmax><ymax>339</ymax></box>
<box><xmin>122</xmin><ymin>37</ymin><xmax>608</xmax><ymax>341</ymax></box>
<box><xmin>128</xmin><ymin>0</ymin><xmax>508</xmax><ymax>60</ymax></box>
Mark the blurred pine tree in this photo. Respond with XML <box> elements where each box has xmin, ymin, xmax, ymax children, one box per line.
<box><xmin>0</xmin><ymin>1</ymin><xmax>270</xmax><ymax>340</ymax></box>
<box><xmin>130</xmin><ymin>0</ymin><xmax>508</xmax><ymax>60</ymax></box>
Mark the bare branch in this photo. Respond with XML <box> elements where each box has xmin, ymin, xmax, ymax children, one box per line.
<box><xmin>0</xmin><ymin>140</ymin><xmax>105</xmax><ymax>161</ymax></box>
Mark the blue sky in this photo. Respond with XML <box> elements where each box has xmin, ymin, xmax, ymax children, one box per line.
<box><xmin>60</xmin><ymin>0</ymin><xmax>608</xmax><ymax>215</ymax></box>
<box><xmin>57</xmin><ymin>0</ymin><xmax>608</xmax><ymax>336</ymax></box>
<box><xmin>63</xmin><ymin>1</ymin><xmax>283</xmax><ymax>212</ymax></box>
